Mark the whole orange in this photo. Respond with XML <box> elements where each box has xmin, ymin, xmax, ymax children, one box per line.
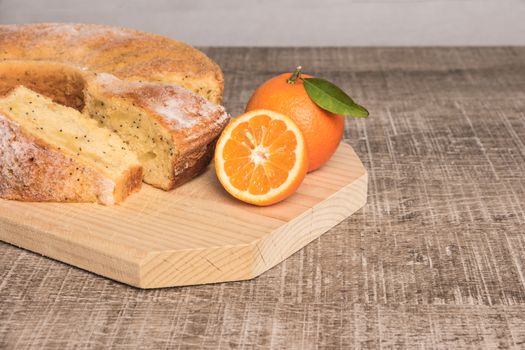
<box><xmin>246</xmin><ymin>73</ymin><xmax>344</xmax><ymax>172</ymax></box>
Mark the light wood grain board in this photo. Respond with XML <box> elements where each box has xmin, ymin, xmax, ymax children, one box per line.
<box><xmin>0</xmin><ymin>143</ymin><xmax>367</xmax><ymax>288</ymax></box>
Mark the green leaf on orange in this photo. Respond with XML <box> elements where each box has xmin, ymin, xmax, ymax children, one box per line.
<box><xmin>302</xmin><ymin>78</ymin><xmax>369</xmax><ymax>118</ymax></box>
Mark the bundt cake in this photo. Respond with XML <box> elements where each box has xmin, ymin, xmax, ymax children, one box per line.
<box><xmin>0</xmin><ymin>86</ymin><xmax>142</xmax><ymax>205</ymax></box>
<box><xmin>0</xmin><ymin>23</ymin><xmax>231</xmax><ymax>202</ymax></box>
<box><xmin>0</xmin><ymin>23</ymin><xmax>224</xmax><ymax>103</ymax></box>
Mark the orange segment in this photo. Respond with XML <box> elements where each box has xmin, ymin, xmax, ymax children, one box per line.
<box><xmin>229</xmin><ymin>162</ymin><xmax>255</xmax><ymax>191</ymax></box>
<box><xmin>230</xmin><ymin>121</ymin><xmax>254</xmax><ymax>148</ymax></box>
<box><xmin>248</xmin><ymin>165</ymin><xmax>270</xmax><ymax>195</ymax></box>
<box><xmin>263</xmin><ymin>119</ymin><xmax>287</xmax><ymax>147</ymax></box>
<box><xmin>263</xmin><ymin>163</ymin><xmax>289</xmax><ymax>188</ymax></box>
<box><xmin>223</xmin><ymin>139</ymin><xmax>251</xmax><ymax>160</ymax></box>
<box><xmin>248</xmin><ymin>114</ymin><xmax>271</xmax><ymax>145</ymax></box>
<box><xmin>215</xmin><ymin>109</ymin><xmax>308</xmax><ymax>206</ymax></box>
<box><xmin>268</xmin><ymin>151</ymin><xmax>296</xmax><ymax>171</ymax></box>
<box><xmin>270</xmin><ymin>130</ymin><xmax>297</xmax><ymax>155</ymax></box>
<box><xmin>224</xmin><ymin>156</ymin><xmax>250</xmax><ymax>177</ymax></box>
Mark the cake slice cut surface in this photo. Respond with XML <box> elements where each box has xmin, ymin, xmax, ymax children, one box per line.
<box><xmin>0</xmin><ymin>86</ymin><xmax>142</xmax><ymax>205</ymax></box>
<box><xmin>84</xmin><ymin>73</ymin><xmax>230</xmax><ymax>190</ymax></box>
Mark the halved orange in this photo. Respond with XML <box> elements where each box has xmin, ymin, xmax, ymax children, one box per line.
<box><xmin>215</xmin><ymin>109</ymin><xmax>308</xmax><ymax>206</ymax></box>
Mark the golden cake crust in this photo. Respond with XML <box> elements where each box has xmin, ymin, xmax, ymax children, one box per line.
<box><xmin>0</xmin><ymin>23</ymin><xmax>224</xmax><ymax>103</ymax></box>
<box><xmin>0</xmin><ymin>111</ymin><xmax>142</xmax><ymax>205</ymax></box>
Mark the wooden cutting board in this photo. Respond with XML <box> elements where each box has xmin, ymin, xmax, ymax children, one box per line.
<box><xmin>0</xmin><ymin>143</ymin><xmax>367</xmax><ymax>288</ymax></box>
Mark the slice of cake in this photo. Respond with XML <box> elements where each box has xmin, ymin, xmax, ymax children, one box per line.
<box><xmin>84</xmin><ymin>73</ymin><xmax>231</xmax><ymax>190</ymax></box>
<box><xmin>0</xmin><ymin>86</ymin><xmax>142</xmax><ymax>205</ymax></box>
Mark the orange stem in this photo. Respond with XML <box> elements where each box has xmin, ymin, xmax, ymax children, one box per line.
<box><xmin>287</xmin><ymin>66</ymin><xmax>303</xmax><ymax>84</ymax></box>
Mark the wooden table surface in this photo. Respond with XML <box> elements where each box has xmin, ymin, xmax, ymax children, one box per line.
<box><xmin>2</xmin><ymin>47</ymin><xmax>525</xmax><ymax>349</ymax></box>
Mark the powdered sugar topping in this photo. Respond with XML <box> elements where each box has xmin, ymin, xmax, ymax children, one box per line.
<box><xmin>93</xmin><ymin>73</ymin><xmax>229</xmax><ymax>131</ymax></box>
<box><xmin>154</xmin><ymin>98</ymin><xmax>198</xmax><ymax>128</ymax></box>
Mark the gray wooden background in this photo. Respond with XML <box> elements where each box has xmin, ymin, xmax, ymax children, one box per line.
<box><xmin>1</xmin><ymin>0</ymin><xmax>524</xmax><ymax>46</ymax></box>
<box><xmin>2</xmin><ymin>47</ymin><xmax>525</xmax><ymax>348</ymax></box>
